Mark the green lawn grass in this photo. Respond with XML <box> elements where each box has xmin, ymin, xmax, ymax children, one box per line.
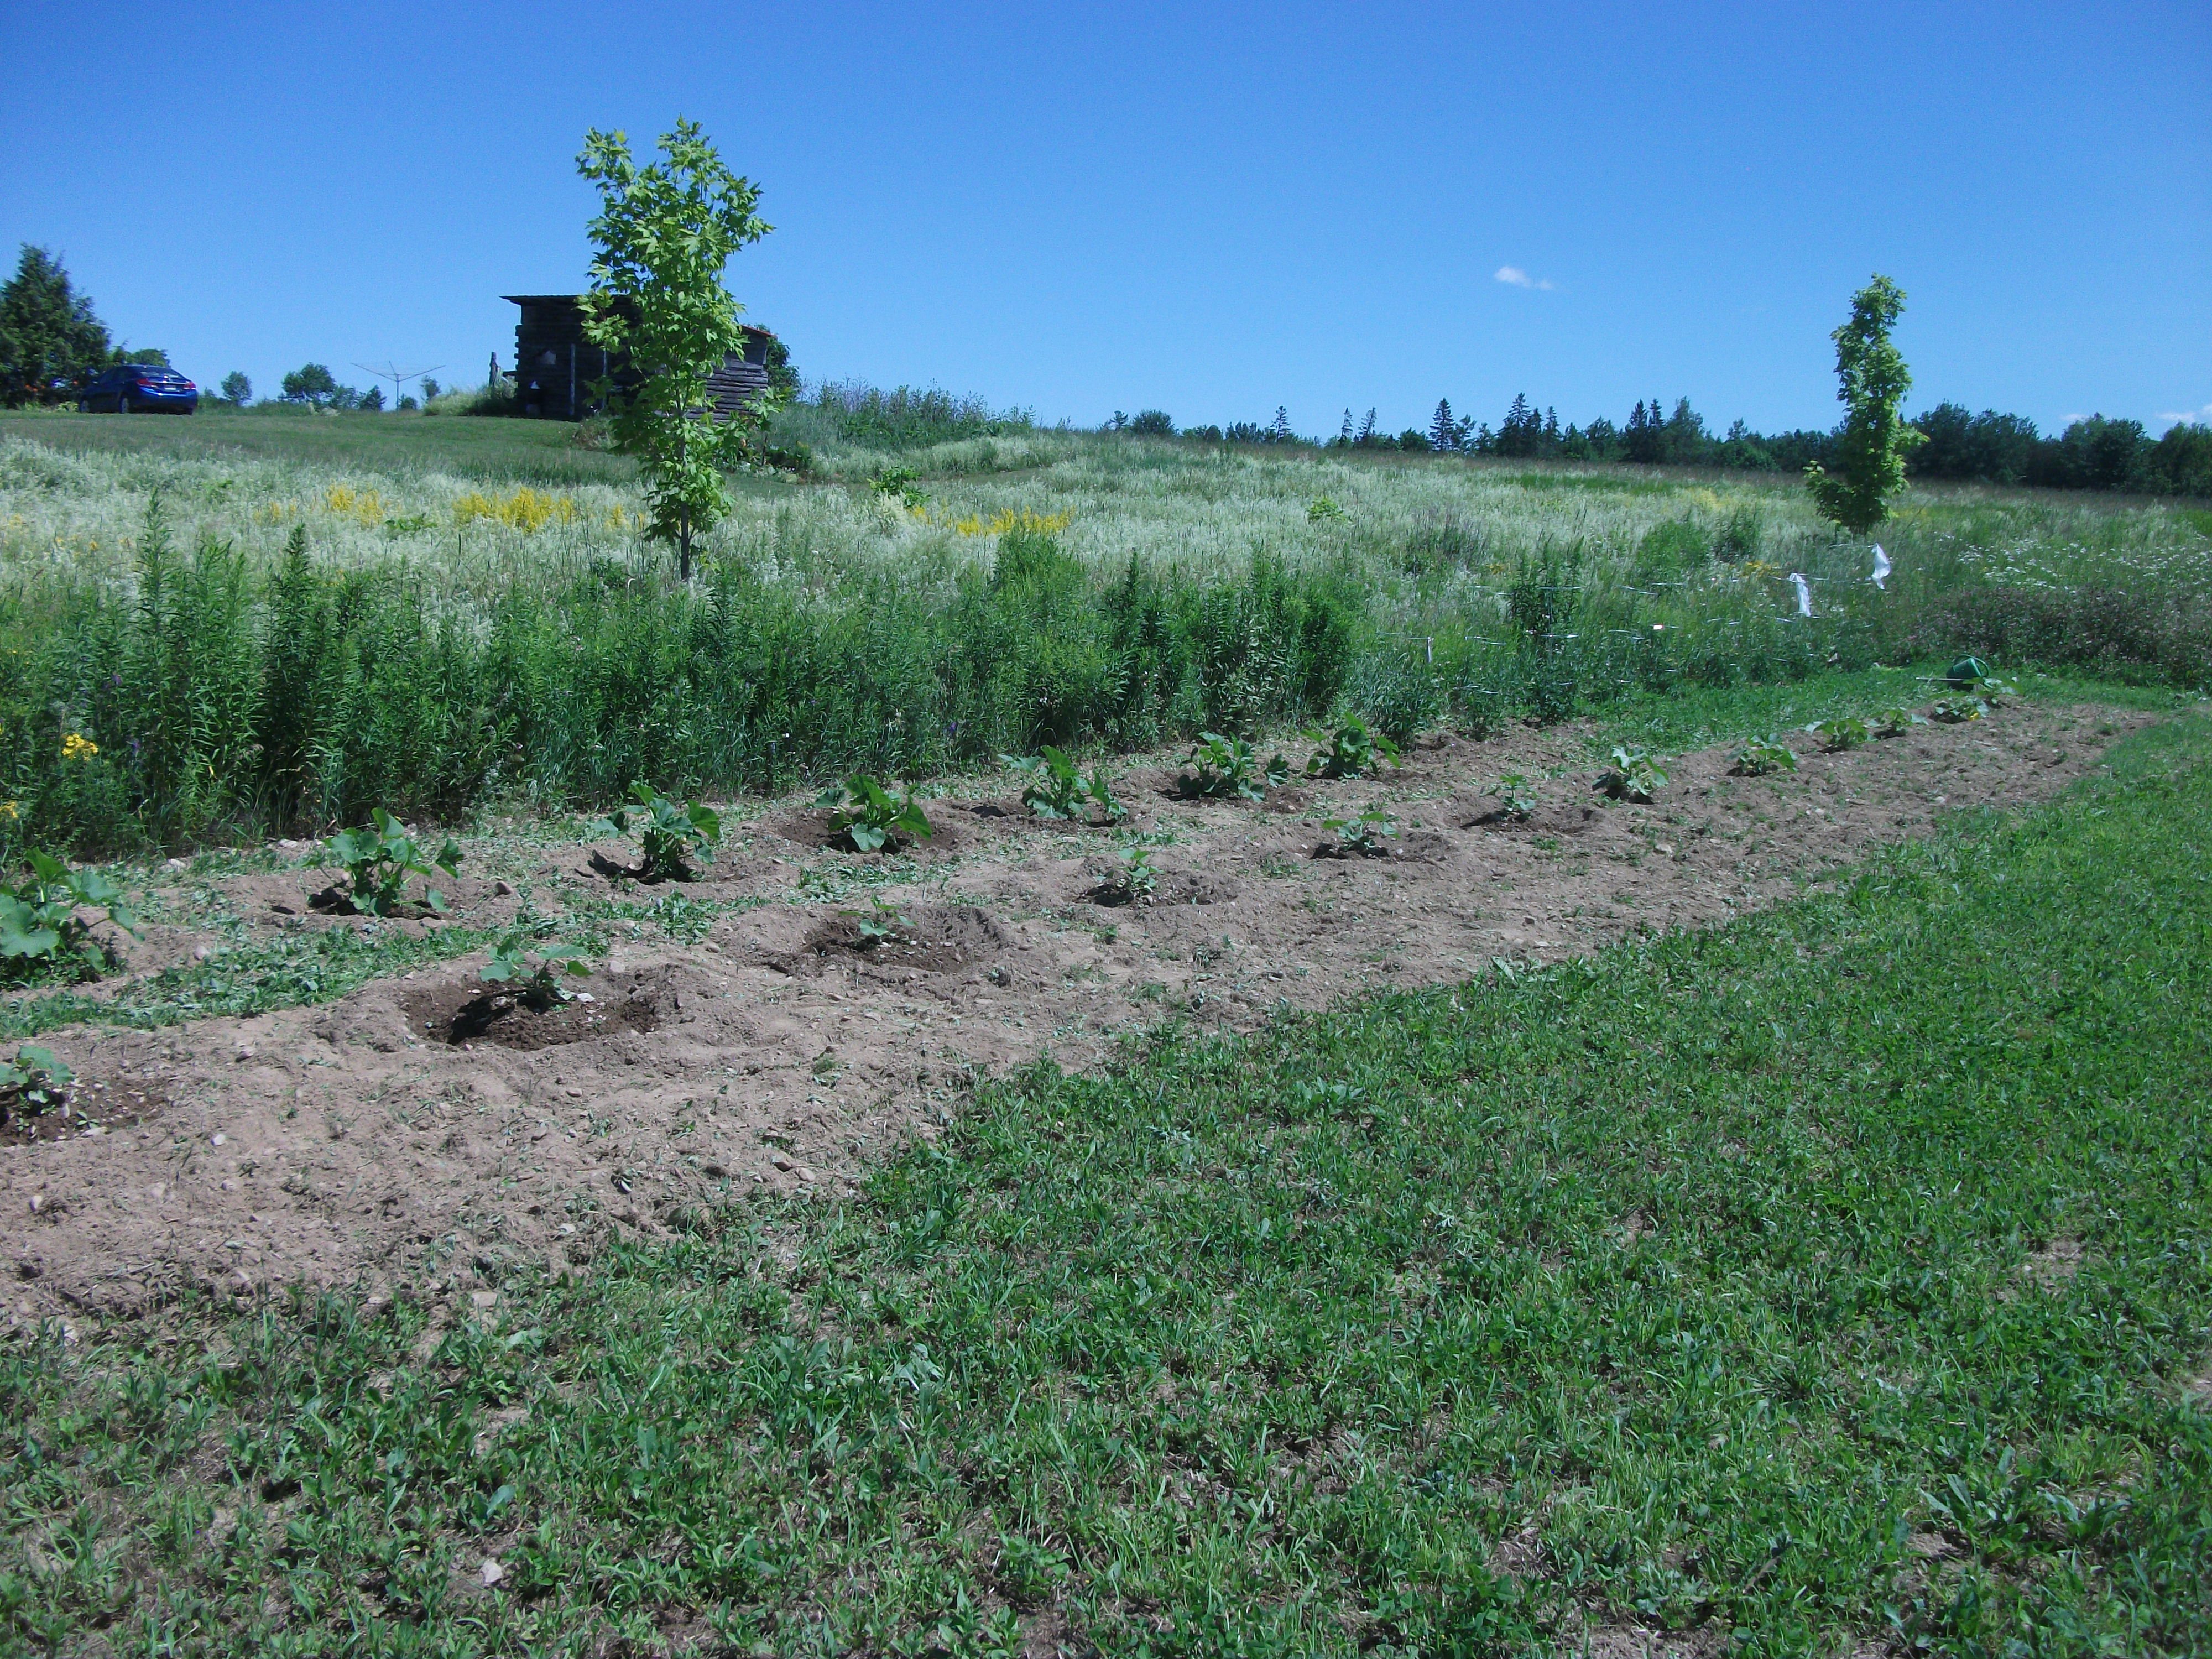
<box><xmin>4</xmin><ymin>719</ymin><xmax>2209</xmax><ymax>1657</ymax></box>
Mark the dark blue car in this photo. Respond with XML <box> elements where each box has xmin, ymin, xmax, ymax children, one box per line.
<box><xmin>77</xmin><ymin>363</ymin><xmax>198</xmax><ymax>414</ymax></box>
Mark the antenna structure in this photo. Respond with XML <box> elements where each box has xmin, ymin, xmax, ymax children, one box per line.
<box><xmin>353</xmin><ymin>361</ymin><xmax>446</xmax><ymax>410</ymax></box>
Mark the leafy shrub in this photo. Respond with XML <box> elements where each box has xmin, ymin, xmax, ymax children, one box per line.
<box><xmin>593</xmin><ymin>782</ymin><xmax>720</xmax><ymax>880</ymax></box>
<box><xmin>1597</xmin><ymin>745</ymin><xmax>1666</xmax><ymax>802</ymax></box>
<box><xmin>1177</xmin><ymin>733</ymin><xmax>1288</xmax><ymax>802</ymax></box>
<box><xmin>1</xmin><ymin>851</ymin><xmax>142</xmax><ymax>972</ymax></box>
<box><xmin>1307</xmin><ymin>497</ymin><xmax>1347</xmax><ymax>524</ymax></box>
<box><xmin>324</xmin><ymin>810</ymin><xmax>461</xmax><ymax>916</ymax></box>
<box><xmin>1731</xmin><ymin>736</ymin><xmax>1798</xmax><ymax>776</ymax></box>
<box><xmin>869</xmin><ymin>465</ymin><xmax>928</xmax><ymax>509</ymax></box>
<box><xmin>481</xmin><ymin>933</ymin><xmax>591</xmax><ymax>1009</ymax></box>
<box><xmin>1302</xmin><ymin>716</ymin><xmax>1401</xmax><ymax>781</ymax></box>
<box><xmin>0</xmin><ymin>1045</ymin><xmax>71</xmax><ymax>1119</ymax></box>
<box><xmin>820</xmin><ymin>774</ymin><xmax>933</xmax><ymax>853</ymax></box>
<box><xmin>1127</xmin><ymin>410</ymin><xmax>1175</xmax><ymax>436</ymax></box>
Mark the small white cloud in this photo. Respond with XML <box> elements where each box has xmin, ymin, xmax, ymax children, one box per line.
<box><xmin>2156</xmin><ymin>403</ymin><xmax>2212</xmax><ymax>426</ymax></box>
<box><xmin>1495</xmin><ymin>265</ymin><xmax>1556</xmax><ymax>291</ymax></box>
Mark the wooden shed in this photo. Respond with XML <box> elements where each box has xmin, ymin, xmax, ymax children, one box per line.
<box><xmin>504</xmin><ymin>294</ymin><xmax>778</xmax><ymax>421</ymax></box>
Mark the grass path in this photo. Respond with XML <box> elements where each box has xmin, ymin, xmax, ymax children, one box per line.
<box><xmin>4</xmin><ymin>715</ymin><xmax>2208</xmax><ymax>1656</ymax></box>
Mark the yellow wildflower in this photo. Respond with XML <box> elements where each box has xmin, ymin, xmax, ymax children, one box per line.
<box><xmin>455</xmin><ymin>487</ymin><xmax>579</xmax><ymax>533</ymax></box>
<box><xmin>0</xmin><ymin>801</ymin><xmax>17</xmax><ymax>820</ymax></box>
<box><xmin>61</xmin><ymin>732</ymin><xmax>97</xmax><ymax>761</ymax></box>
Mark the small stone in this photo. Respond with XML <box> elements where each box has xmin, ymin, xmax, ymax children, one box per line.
<box><xmin>211</xmin><ymin>1133</ymin><xmax>227</xmax><ymax>1146</ymax></box>
<box><xmin>165</xmin><ymin>857</ymin><xmax>187</xmax><ymax>872</ymax></box>
<box><xmin>770</xmin><ymin>1154</ymin><xmax>795</xmax><ymax>1172</ymax></box>
<box><xmin>493</xmin><ymin>880</ymin><xmax>513</xmax><ymax>898</ymax></box>
<box><xmin>26</xmin><ymin>1195</ymin><xmax>40</xmax><ymax>1215</ymax></box>
<box><xmin>481</xmin><ymin>1558</ymin><xmax>504</xmax><ymax>1587</ymax></box>
<box><xmin>194</xmin><ymin>946</ymin><xmax>215</xmax><ymax>962</ymax></box>
<box><xmin>235</xmin><ymin>1047</ymin><xmax>254</xmax><ymax>1062</ymax></box>
<box><xmin>471</xmin><ymin>1290</ymin><xmax>498</xmax><ymax>1310</ymax></box>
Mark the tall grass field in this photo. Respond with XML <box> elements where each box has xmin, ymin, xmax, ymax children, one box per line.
<box><xmin>0</xmin><ymin>403</ymin><xmax>2205</xmax><ymax>855</ymax></box>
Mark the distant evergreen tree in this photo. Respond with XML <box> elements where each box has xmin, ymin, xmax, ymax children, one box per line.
<box><xmin>1356</xmin><ymin>407</ymin><xmax>1378</xmax><ymax>443</ymax></box>
<box><xmin>1269</xmin><ymin>405</ymin><xmax>1292</xmax><ymax>442</ymax></box>
<box><xmin>1337</xmin><ymin>408</ymin><xmax>1354</xmax><ymax>446</ymax></box>
<box><xmin>0</xmin><ymin>246</ymin><xmax>112</xmax><ymax>406</ymax></box>
<box><xmin>1428</xmin><ymin>398</ymin><xmax>1457</xmax><ymax>451</ymax></box>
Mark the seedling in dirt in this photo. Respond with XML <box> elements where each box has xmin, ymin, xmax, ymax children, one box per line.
<box><xmin>325</xmin><ymin>809</ymin><xmax>461</xmax><ymax>916</ymax></box>
<box><xmin>1731</xmin><ymin>736</ymin><xmax>1798</xmax><ymax>776</ymax></box>
<box><xmin>0</xmin><ymin>1044</ymin><xmax>72</xmax><ymax>1117</ymax></box>
<box><xmin>1929</xmin><ymin>696</ymin><xmax>1986</xmax><ymax>724</ymax></box>
<box><xmin>0</xmin><ymin>851</ymin><xmax>143</xmax><ymax>972</ymax></box>
<box><xmin>1811</xmin><ymin>716</ymin><xmax>1871</xmax><ymax>752</ymax></box>
<box><xmin>818</xmin><ymin>774</ymin><xmax>933</xmax><ymax>853</ymax></box>
<box><xmin>593</xmin><ymin>782</ymin><xmax>720</xmax><ymax>880</ymax></box>
<box><xmin>1301</xmin><ymin>716</ymin><xmax>1401</xmax><ymax>781</ymax></box>
<box><xmin>1491</xmin><ymin>774</ymin><xmax>1539</xmax><ymax>821</ymax></box>
<box><xmin>480</xmin><ymin>932</ymin><xmax>592</xmax><ymax>1010</ymax></box>
<box><xmin>842</xmin><ymin>895</ymin><xmax>912</xmax><ymax>949</ymax></box>
<box><xmin>1872</xmin><ymin>707</ymin><xmax>1927</xmax><ymax>738</ymax></box>
<box><xmin>1323</xmin><ymin>808</ymin><xmax>1398</xmax><ymax>857</ymax></box>
<box><xmin>1970</xmin><ymin>674</ymin><xmax>2018</xmax><ymax>706</ymax></box>
<box><xmin>1597</xmin><ymin>745</ymin><xmax>1667</xmax><ymax>803</ymax></box>
<box><xmin>1096</xmin><ymin>846</ymin><xmax>1158</xmax><ymax>906</ymax></box>
<box><xmin>1177</xmin><ymin>733</ymin><xmax>1290</xmax><ymax>802</ymax></box>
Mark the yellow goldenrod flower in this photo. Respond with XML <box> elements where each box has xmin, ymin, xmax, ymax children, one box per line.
<box><xmin>61</xmin><ymin>732</ymin><xmax>97</xmax><ymax>761</ymax></box>
<box><xmin>0</xmin><ymin>801</ymin><xmax>17</xmax><ymax>820</ymax></box>
<box><xmin>455</xmin><ymin>487</ymin><xmax>580</xmax><ymax>533</ymax></box>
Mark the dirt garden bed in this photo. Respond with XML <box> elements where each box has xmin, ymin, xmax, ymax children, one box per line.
<box><xmin>0</xmin><ymin>700</ymin><xmax>2148</xmax><ymax>1321</ymax></box>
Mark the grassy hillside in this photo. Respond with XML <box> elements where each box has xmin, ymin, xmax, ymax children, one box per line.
<box><xmin>4</xmin><ymin>711</ymin><xmax>2205</xmax><ymax>1656</ymax></box>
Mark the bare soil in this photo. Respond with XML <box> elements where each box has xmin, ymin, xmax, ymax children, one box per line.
<box><xmin>0</xmin><ymin>701</ymin><xmax>2144</xmax><ymax>1322</ymax></box>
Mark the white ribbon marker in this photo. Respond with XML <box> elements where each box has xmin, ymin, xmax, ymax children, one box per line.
<box><xmin>1789</xmin><ymin>571</ymin><xmax>1813</xmax><ymax>618</ymax></box>
<box><xmin>1870</xmin><ymin>544</ymin><xmax>1891</xmax><ymax>590</ymax></box>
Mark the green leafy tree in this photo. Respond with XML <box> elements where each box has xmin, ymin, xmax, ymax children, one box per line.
<box><xmin>220</xmin><ymin>371</ymin><xmax>252</xmax><ymax>405</ymax></box>
<box><xmin>576</xmin><ymin>118</ymin><xmax>774</xmax><ymax>580</ymax></box>
<box><xmin>0</xmin><ymin>246</ymin><xmax>111</xmax><ymax>406</ymax></box>
<box><xmin>280</xmin><ymin>363</ymin><xmax>341</xmax><ymax>409</ymax></box>
<box><xmin>1805</xmin><ymin>275</ymin><xmax>1924</xmax><ymax>533</ymax></box>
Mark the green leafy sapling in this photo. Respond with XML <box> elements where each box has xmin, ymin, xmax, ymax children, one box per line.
<box><xmin>1597</xmin><ymin>745</ymin><xmax>1667</xmax><ymax>803</ymax></box>
<box><xmin>1301</xmin><ymin>716</ymin><xmax>1401</xmax><ymax>781</ymax></box>
<box><xmin>1178</xmin><ymin>733</ymin><xmax>1288</xmax><ymax>802</ymax></box>
<box><xmin>0</xmin><ymin>1045</ymin><xmax>72</xmax><ymax>1117</ymax></box>
<box><xmin>1731</xmin><ymin>736</ymin><xmax>1798</xmax><ymax>776</ymax></box>
<box><xmin>0</xmin><ymin>852</ymin><xmax>143</xmax><ymax>968</ymax></box>
<box><xmin>1804</xmin><ymin>274</ymin><xmax>1924</xmax><ymax>534</ymax></box>
<box><xmin>480</xmin><ymin>933</ymin><xmax>591</xmax><ymax>1010</ymax></box>
<box><xmin>818</xmin><ymin>774</ymin><xmax>933</xmax><ymax>853</ymax></box>
<box><xmin>1929</xmin><ymin>696</ymin><xmax>1986</xmax><ymax>724</ymax></box>
<box><xmin>576</xmin><ymin>119</ymin><xmax>775</xmax><ymax>581</ymax></box>
<box><xmin>594</xmin><ymin>782</ymin><xmax>720</xmax><ymax>880</ymax></box>
<box><xmin>325</xmin><ymin>810</ymin><xmax>462</xmax><ymax>916</ymax></box>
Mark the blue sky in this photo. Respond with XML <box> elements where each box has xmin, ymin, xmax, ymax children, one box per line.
<box><xmin>4</xmin><ymin>2</ymin><xmax>2206</xmax><ymax>436</ymax></box>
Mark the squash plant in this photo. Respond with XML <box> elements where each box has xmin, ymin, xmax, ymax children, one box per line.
<box><xmin>594</xmin><ymin>782</ymin><xmax>720</xmax><ymax>880</ymax></box>
<box><xmin>326</xmin><ymin>810</ymin><xmax>462</xmax><ymax>916</ymax></box>
<box><xmin>1</xmin><ymin>852</ymin><xmax>143</xmax><ymax>970</ymax></box>
<box><xmin>819</xmin><ymin>774</ymin><xmax>933</xmax><ymax>853</ymax></box>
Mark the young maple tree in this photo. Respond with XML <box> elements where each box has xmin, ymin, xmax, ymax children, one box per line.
<box><xmin>1805</xmin><ymin>274</ymin><xmax>1926</xmax><ymax>535</ymax></box>
<box><xmin>576</xmin><ymin>119</ymin><xmax>773</xmax><ymax>579</ymax></box>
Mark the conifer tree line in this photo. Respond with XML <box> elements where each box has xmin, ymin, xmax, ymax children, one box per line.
<box><xmin>1182</xmin><ymin>389</ymin><xmax>2208</xmax><ymax>497</ymax></box>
